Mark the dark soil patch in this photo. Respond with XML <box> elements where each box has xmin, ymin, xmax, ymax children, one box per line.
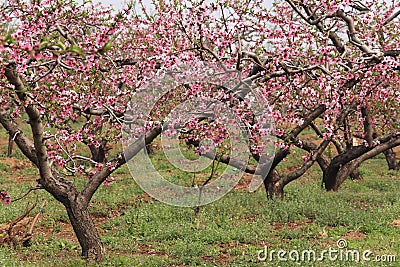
<box><xmin>234</xmin><ymin>173</ymin><xmax>254</xmax><ymax>190</ymax></box>
<box><xmin>342</xmin><ymin>230</ymin><xmax>366</xmax><ymax>241</ymax></box>
<box><xmin>36</xmin><ymin>219</ymin><xmax>78</xmax><ymax>243</ymax></box>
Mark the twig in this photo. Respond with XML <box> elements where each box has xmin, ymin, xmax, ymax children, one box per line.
<box><xmin>26</xmin><ymin>200</ymin><xmax>46</xmax><ymax>237</ymax></box>
<box><xmin>11</xmin><ymin>186</ymin><xmax>44</xmax><ymax>203</ymax></box>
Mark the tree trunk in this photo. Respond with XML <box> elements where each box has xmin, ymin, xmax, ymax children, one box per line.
<box><xmin>89</xmin><ymin>142</ymin><xmax>107</xmax><ymax>163</ymax></box>
<box><xmin>65</xmin><ymin>200</ymin><xmax>104</xmax><ymax>262</ymax></box>
<box><xmin>3</xmin><ymin>62</ymin><xmax>105</xmax><ymax>263</ymax></box>
<box><xmin>349</xmin><ymin>168</ymin><xmax>363</xmax><ymax>180</ymax></box>
<box><xmin>7</xmin><ymin>134</ymin><xmax>13</xmax><ymax>157</ymax></box>
<box><xmin>324</xmin><ymin>137</ymin><xmax>400</xmax><ymax>191</ymax></box>
<box><xmin>383</xmin><ymin>149</ymin><xmax>398</xmax><ymax>170</ymax></box>
<box><xmin>330</xmin><ymin>162</ymin><xmax>356</xmax><ymax>191</ymax></box>
<box><xmin>145</xmin><ymin>143</ymin><xmax>154</xmax><ymax>155</ymax></box>
<box><xmin>264</xmin><ymin>170</ymin><xmax>284</xmax><ymax>199</ymax></box>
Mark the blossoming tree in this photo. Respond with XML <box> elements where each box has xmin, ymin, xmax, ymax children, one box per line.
<box><xmin>133</xmin><ymin>0</ymin><xmax>399</xmax><ymax>196</ymax></box>
<box><xmin>0</xmin><ymin>0</ymin><xmax>159</xmax><ymax>261</ymax></box>
<box><xmin>0</xmin><ymin>0</ymin><xmax>399</xmax><ymax>262</ymax></box>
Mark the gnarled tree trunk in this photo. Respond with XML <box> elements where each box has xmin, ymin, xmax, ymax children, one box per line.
<box><xmin>2</xmin><ymin>54</ymin><xmax>163</xmax><ymax>264</ymax></box>
<box><xmin>383</xmin><ymin>148</ymin><xmax>398</xmax><ymax>170</ymax></box>
<box><xmin>65</xmin><ymin>198</ymin><xmax>104</xmax><ymax>262</ymax></box>
<box><xmin>3</xmin><ymin>63</ymin><xmax>105</xmax><ymax>262</ymax></box>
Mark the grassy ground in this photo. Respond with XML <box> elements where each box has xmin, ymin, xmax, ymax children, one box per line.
<box><xmin>0</xmin><ymin>130</ymin><xmax>399</xmax><ymax>266</ymax></box>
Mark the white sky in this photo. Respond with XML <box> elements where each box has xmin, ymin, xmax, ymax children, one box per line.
<box><xmin>98</xmin><ymin>0</ymin><xmax>273</xmax><ymax>11</ymax></box>
<box><xmin>95</xmin><ymin>0</ymin><xmax>124</xmax><ymax>10</ymax></box>
<box><xmin>97</xmin><ymin>0</ymin><xmax>145</xmax><ymax>10</ymax></box>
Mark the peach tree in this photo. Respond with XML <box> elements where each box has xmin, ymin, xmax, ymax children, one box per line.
<box><xmin>1</xmin><ymin>0</ymin><xmax>399</xmax><ymax>262</ymax></box>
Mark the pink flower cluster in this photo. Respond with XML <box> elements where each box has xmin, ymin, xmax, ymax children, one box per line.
<box><xmin>1</xmin><ymin>190</ymin><xmax>11</xmax><ymax>205</ymax></box>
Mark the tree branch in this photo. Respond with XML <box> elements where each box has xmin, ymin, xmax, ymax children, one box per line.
<box><xmin>334</xmin><ymin>9</ymin><xmax>375</xmax><ymax>55</ymax></box>
<box><xmin>81</xmin><ymin>125</ymin><xmax>162</xmax><ymax>204</ymax></box>
<box><xmin>361</xmin><ymin>107</ymin><xmax>373</xmax><ymax>147</ymax></box>
<box><xmin>282</xmin><ymin>139</ymin><xmax>330</xmax><ymax>185</ymax></box>
<box><xmin>0</xmin><ymin>110</ymin><xmax>38</xmax><ymax>166</ymax></box>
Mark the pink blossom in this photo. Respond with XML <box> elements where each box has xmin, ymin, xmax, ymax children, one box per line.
<box><xmin>1</xmin><ymin>190</ymin><xmax>11</xmax><ymax>205</ymax></box>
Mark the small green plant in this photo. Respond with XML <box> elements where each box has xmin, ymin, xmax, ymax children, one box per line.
<box><xmin>0</xmin><ymin>161</ymin><xmax>10</xmax><ymax>172</ymax></box>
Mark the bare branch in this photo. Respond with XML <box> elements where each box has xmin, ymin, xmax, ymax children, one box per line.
<box><xmin>0</xmin><ymin>110</ymin><xmax>38</xmax><ymax>166</ymax></box>
<box><xmin>11</xmin><ymin>186</ymin><xmax>44</xmax><ymax>203</ymax></box>
<box><xmin>282</xmin><ymin>139</ymin><xmax>330</xmax><ymax>185</ymax></box>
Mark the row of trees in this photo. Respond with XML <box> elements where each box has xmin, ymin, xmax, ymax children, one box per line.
<box><xmin>0</xmin><ymin>0</ymin><xmax>399</xmax><ymax>262</ymax></box>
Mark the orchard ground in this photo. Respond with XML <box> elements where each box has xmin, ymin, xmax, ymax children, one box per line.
<box><xmin>0</xmin><ymin>127</ymin><xmax>399</xmax><ymax>266</ymax></box>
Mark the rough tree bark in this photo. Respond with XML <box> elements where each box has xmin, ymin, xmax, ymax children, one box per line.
<box><xmin>7</xmin><ymin>134</ymin><xmax>14</xmax><ymax>157</ymax></box>
<box><xmin>349</xmin><ymin>169</ymin><xmax>363</xmax><ymax>180</ymax></box>
<box><xmin>264</xmin><ymin>170</ymin><xmax>283</xmax><ymax>199</ymax></box>
<box><xmin>65</xmin><ymin>194</ymin><xmax>104</xmax><ymax>261</ymax></box>
<box><xmin>383</xmin><ymin>148</ymin><xmax>398</xmax><ymax>170</ymax></box>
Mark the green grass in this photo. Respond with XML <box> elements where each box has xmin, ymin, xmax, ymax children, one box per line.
<box><xmin>0</xmin><ymin>128</ymin><xmax>399</xmax><ymax>266</ymax></box>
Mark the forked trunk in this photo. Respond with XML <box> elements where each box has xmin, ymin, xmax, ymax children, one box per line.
<box><xmin>324</xmin><ymin>137</ymin><xmax>400</xmax><ymax>191</ymax></box>
<box><xmin>3</xmin><ymin>61</ymin><xmax>106</xmax><ymax>263</ymax></box>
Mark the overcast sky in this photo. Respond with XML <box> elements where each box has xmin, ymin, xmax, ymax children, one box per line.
<box><xmin>98</xmin><ymin>0</ymin><xmax>273</xmax><ymax>11</ymax></box>
<box><xmin>97</xmin><ymin>0</ymin><xmax>142</xmax><ymax>10</ymax></box>
<box><xmin>96</xmin><ymin>0</ymin><xmax>125</xmax><ymax>9</ymax></box>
